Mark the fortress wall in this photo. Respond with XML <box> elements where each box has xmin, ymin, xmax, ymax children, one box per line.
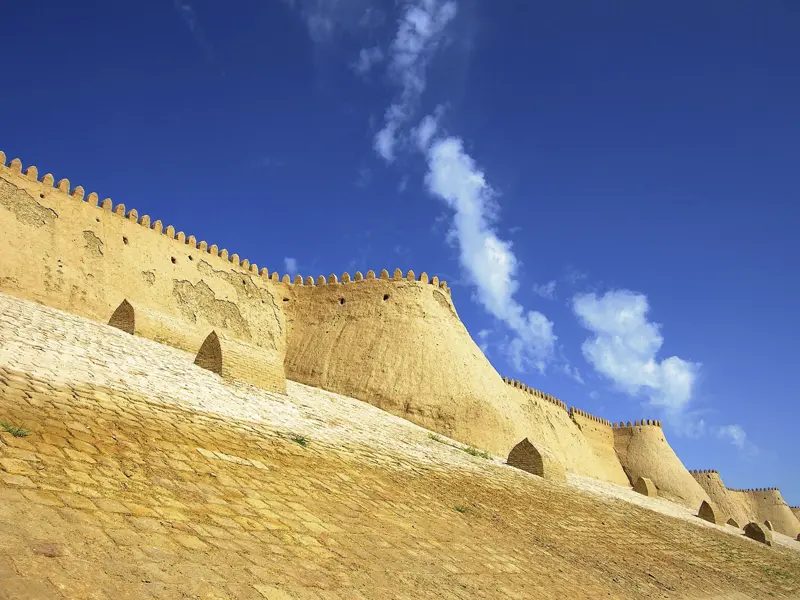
<box><xmin>0</xmin><ymin>152</ymin><xmax>286</xmax><ymax>391</ymax></box>
<box><xmin>792</xmin><ymin>507</ymin><xmax>800</xmax><ymax>521</ymax></box>
<box><xmin>689</xmin><ymin>470</ymin><xmax>751</xmax><ymax>526</ymax></box>
<box><xmin>502</xmin><ymin>380</ymin><xmax>628</xmax><ymax>486</ymax></box>
<box><xmin>569</xmin><ymin>408</ymin><xmax>630</xmax><ymax>486</ymax></box>
<box><xmin>278</xmin><ymin>271</ymin><xmax>531</xmax><ymax>456</ymax></box>
<box><xmin>726</xmin><ymin>488</ymin><xmax>800</xmax><ymax>538</ymax></box>
<box><xmin>613</xmin><ymin>421</ymin><xmax>710</xmax><ymax>509</ymax></box>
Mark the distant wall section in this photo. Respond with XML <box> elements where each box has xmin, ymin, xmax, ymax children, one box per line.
<box><xmin>689</xmin><ymin>470</ymin><xmax>750</xmax><ymax>526</ymax></box>
<box><xmin>503</xmin><ymin>380</ymin><xmax>629</xmax><ymax>486</ymax></box>
<box><xmin>613</xmin><ymin>420</ymin><xmax>709</xmax><ymax>509</ymax></box>
<box><xmin>726</xmin><ymin>488</ymin><xmax>800</xmax><ymax>538</ymax></box>
<box><xmin>569</xmin><ymin>407</ymin><xmax>630</xmax><ymax>486</ymax></box>
<box><xmin>0</xmin><ymin>153</ymin><xmax>286</xmax><ymax>391</ymax></box>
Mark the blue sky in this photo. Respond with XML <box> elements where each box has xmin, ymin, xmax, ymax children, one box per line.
<box><xmin>2</xmin><ymin>1</ymin><xmax>798</xmax><ymax>502</ymax></box>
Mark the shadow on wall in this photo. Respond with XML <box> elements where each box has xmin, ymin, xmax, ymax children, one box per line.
<box><xmin>195</xmin><ymin>331</ymin><xmax>222</xmax><ymax>375</ymax></box>
<box><xmin>108</xmin><ymin>300</ymin><xmax>134</xmax><ymax>335</ymax></box>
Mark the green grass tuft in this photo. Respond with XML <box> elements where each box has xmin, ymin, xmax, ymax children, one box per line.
<box><xmin>291</xmin><ymin>434</ymin><xmax>309</xmax><ymax>447</ymax></box>
<box><xmin>462</xmin><ymin>445</ymin><xmax>491</xmax><ymax>459</ymax></box>
<box><xmin>428</xmin><ymin>432</ymin><xmax>491</xmax><ymax>459</ymax></box>
<box><xmin>454</xmin><ymin>505</ymin><xmax>468</xmax><ymax>514</ymax></box>
<box><xmin>0</xmin><ymin>421</ymin><xmax>31</xmax><ymax>438</ymax></box>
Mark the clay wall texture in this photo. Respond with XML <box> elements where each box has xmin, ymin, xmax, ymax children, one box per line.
<box><xmin>569</xmin><ymin>408</ymin><xmax>630</xmax><ymax>486</ymax></box>
<box><xmin>279</xmin><ymin>274</ymin><xmax>531</xmax><ymax>456</ymax></box>
<box><xmin>0</xmin><ymin>154</ymin><xmax>286</xmax><ymax>392</ymax></box>
<box><xmin>503</xmin><ymin>381</ymin><xmax>612</xmax><ymax>481</ymax></box>
<box><xmin>613</xmin><ymin>421</ymin><xmax>710</xmax><ymax>509</ymax></box>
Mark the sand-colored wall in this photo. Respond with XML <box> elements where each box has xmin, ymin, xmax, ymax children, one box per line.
<box><xmin>726</xmin><ymin>488</ymin><xmax>800</xmax><ymax>538</ymax></box>
<box><xmin>0</xmin><ymin>153</ymin><xmax>286</xmax><ymax>391</ymax></box>
<box><xmin>278</xmin><ymin>272</ymin><xmax>531</xmax><ymax>456</ymax></box>
<box><xmin>613</xmin><ymin>421</ymin><xmax>709</xmax><ymax>509</ymax></box>
<box><xmin>792</xmin><ymin>507</ymin><xmax>800</xmax><ymax>521</ymax></box>
<box><xmin>689</xmin><ymin>470</ymin><xmax>751</xmax><ymax>526</ymax></box>
<box><xmin>691</xmin><ymin>468</ymin><xmax>800</xmax><ymax>537</ymax></box>
<box><xmin>569</xmin><ymin>408</ymin><xmax>630</xmax><ymax>486</ymax></box>
<box><xmin>502</xmin><ymin>380</ymin><xmax>628</xmax><ymax>486</ymax></box>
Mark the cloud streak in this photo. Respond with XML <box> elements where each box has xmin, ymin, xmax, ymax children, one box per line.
<box><xmin>352</xmin><ymin>46</ymin><xmax>384</xmax><ymax>75</ymax></box>
<box><xmin>283</xmin><ymin>0</ymin><xmax>384</xmax><ymax>43</ymax></box>
<box><xmin>419</xmin><ymin>126</ymin><xmax>556</xmax><ymax>371</ymax></box>
<box><xmin>374</xmin><ymin>0</ymin><xmax>457</xmax><ymax>161</ymax></box>
<box><xmin>173</xmin><ymin>0</ymin><xmax>216</xmax><ymax>66</ymax></box>
<box><xmin>532</xmin><ymin>280</ymin><xmax>557</xmax><ymax>300</ymax></box>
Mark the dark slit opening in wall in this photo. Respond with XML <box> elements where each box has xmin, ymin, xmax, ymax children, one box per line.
<box><xmin>108</xmin><ymin>300</ymin><xmax>135</xmax><ymax>335</ymax></box>
<box><xmin>195</xmin><ymin>331</ymin><xmax>222</xmax><ymax>375</ymax></box>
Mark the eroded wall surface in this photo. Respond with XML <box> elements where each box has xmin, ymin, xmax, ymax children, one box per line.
<box><xmin>279</xmin><ymin>273</ymin><xmax>531</xmax><ymax>456</ymax></box>
<box><xmin>0</xmin><ymin>155</ymin><xmax>286</xmax><ymax>391</ymax></box>
<box><xmin>613</xmin><ymin>421</ymin><xmax>710</xmax><ymax>509</ymax></box>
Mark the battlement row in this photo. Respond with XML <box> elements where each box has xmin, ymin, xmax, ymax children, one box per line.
<box><xmin>690</xmin><ymin>469</ymin><xmax>719</xmax><ymax>475</ymax></box>
<box><xmin>502</xmin><ymin>377</ymin><xmax>568</xmax><ymax>411</ymax></box>
<box><xmin>727</xmin><ymin>487</ymin><xmax>780</xmax><ymax>493</ymax></box>
<box><xmin>0</xmin><ymin>152</ymin><xmax>449</xmax><ymax>293</ymax></box>
<box><xmin>611</xmin><ymin>419</ymin><xmax>662</xmax><ymax>429</ymax></box>
<box><xmin>569</xmin><ymin>406</ymin><xmax>613</xmax><ymax>428</ymax></box>
<box><xmin>275</xmin><ymin>269</ymin><xmax>449</xmax><ymax>292</ymax></box>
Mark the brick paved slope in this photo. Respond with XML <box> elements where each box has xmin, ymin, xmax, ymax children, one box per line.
<box><xmin>1</xmin><ymin>292</ymin><xmax>799</xmax><ymax>600</ymax></box>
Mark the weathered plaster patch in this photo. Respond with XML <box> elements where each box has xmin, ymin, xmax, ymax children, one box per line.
<box><xmin>0</xmin><ymin>179</ymin><xmax>58</xmax><ymax>228</ymax></box>
<box><xmin>83</xmin><ymin>231</ymin><xmax>104</xmax><ymax>257</ymax></box>
<box><xmin>172</xmin><ymin>279</ymin><xmax>251</xmax><ymax>340</ymax></box>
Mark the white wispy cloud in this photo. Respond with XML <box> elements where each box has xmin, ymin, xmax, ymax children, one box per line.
<box><xmin>352</xmin><ymin>46</ymin><xmax>384</xmax><ymax>75</ymax></box>
<box><xmin>374</xmin><ymin>0</ymin><xmax>457</xmax><ymax>161</ymax></box>
<box><xmin>358</xmin><ymin>0</ymin><xmax>556</xmax><ymax>371</ymax></box>
<box><xmin>563</xmin><ymin>363</ymin><xmax>584</xmax><ymax>384</ymax></box>
<box><xmin>532</xmin><ymin>280</ymin><xmax>557</xmax><ymax>300</ymax></box>
<box><xmin>714</xmin><ymin>424</ymin><xmax>757</xmax><ymax>456</ymax></box>
<box><xmin>173</xmin><ymin>0</ymin><xmax>216</xmax><ymax>65</ymax></box>
<box><xmin>284</xmin><ymin>257</ymin><xmax>298</xmax><ymax>276</ymax></box>
<box><xmin>420</xmin><ymin>130</ymin><xmax>556</xmax><ymax>371</ymax></box>
<box><xmin>572</xmin><ymin>290</ymin><xmax>701</xmax><ymax>414</ymax></box>
<box><xmin>564</xmin><ymin>267</ymin><xmax>588</xmax><ymax>285</ymax></box>
<box><xmin>355</xmin><ymin>165</ymin><xmax>372</xmax><ymax>188</ymax></box>
<box><xmin>283</xmin><ymin>0</ymin><xmax>384</xmax><ymax>43</ymax></box>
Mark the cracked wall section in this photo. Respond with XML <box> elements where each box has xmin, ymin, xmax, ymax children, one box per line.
<box><xmin>0</xmin><ymin>165</ymin><xmax>286</xmax><ymax>392</ymax></box>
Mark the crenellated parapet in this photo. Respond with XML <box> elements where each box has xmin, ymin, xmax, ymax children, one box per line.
<box><xmin>727</xmin><ymin>487</ymin><xmax>782</xmax><ymax>493</ymax></box>
<box><xmin>0</xmin><ymin>149</ymin><xmax>287</xmax><ymax>392</ymax></box>
<box><xmin>0</xmin><ymin>151</ymin><xmax>274</xmax><ymax>279</ymax></box>
<box><xmin>271</xmin><ymin>268</ymin><xmax>450</xmax><ymax>295</ymax></box>
<box><xmin>612</xmin><ymin>419</ymin><xmax>662</xmax><ymax>429</ymax></box>
<box><xmin>569</xmin><ymin>406</ymin><xmax>612</xmax><ymax>428</ymax></box>
<box><xmin>689</xmin><ymin>469</ymin><xmax>719</xmax><ymax>475</ymax></box>
<box><xmin>501</xmin><ymin>377</ymin><xmax>568</xmax><ymax>412</ymax></box>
